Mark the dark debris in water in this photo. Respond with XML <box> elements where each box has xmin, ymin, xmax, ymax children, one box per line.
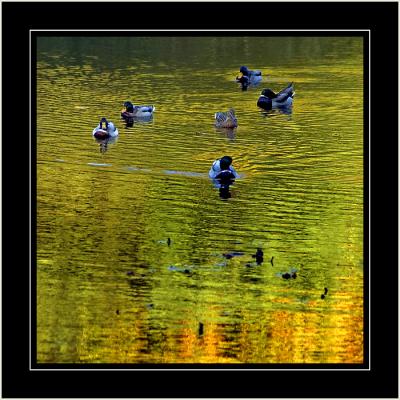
<box><xmin>198</xmin><ymin>322</ymin><xmax>204</xmax><ymax>336</ymax></box>
<box><xmin>252</xmin><ymin>248</ymin><xmax>264</xmax><ymax>265</ymax></box>
<box><xmin>222</xmin><ymin>251</ymin><xmax>245</xmax><ymax>259</ymax></box>
<box><xmin>280</xmin><ymin>269</ymin><xmax>298</xmax><ymax>280</ymax></box>
<box><xmin>321</xmin><ymin>287</ymin><xmax>329</xmax><ymax>299</ymax></box>
<box><xmin>168</xmin><ymin>265</ymin><xmax>194</xmax><ymax>276</ymax></box>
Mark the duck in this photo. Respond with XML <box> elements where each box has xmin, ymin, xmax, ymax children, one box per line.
<box><xmin>121</xmin><ymin>101</ymin><xmax>155</xmax><ymax>119</ymax></box>
<box><xmin>92</xmin><ymin>117</ymin><xmax>119</xmax><ymax>139</ymax></box>
<box><xmin>236</xmin><ymin>65</ymin><xmax>262</xmax><ymax>86</ymax></box>
<box><xmin>214</xmin><ymin>108</ymin><xmax>238</xmax><ymax>128</ymax></box>
<box><xmin>257</xmin><ymin>82</ymin><xmax>294</xmax><ymax>110</ymax></box>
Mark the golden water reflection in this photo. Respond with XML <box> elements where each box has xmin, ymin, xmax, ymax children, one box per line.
<box><xmin>37</xmin><ymin>36</ymin><xmax>364</xmax><ymax>364</ymax></box>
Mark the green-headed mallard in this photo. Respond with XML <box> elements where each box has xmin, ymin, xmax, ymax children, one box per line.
<box><xmin>236</xmin><ymin>65</ymin><xmax>262</xmax><ymax>86</ymax></box>
<box><xmin>257</xmin><ymin>82</ymin><xmax>295</xmax><ymax>110</ymax></box>
<box><xmin>92</xmin><ymin>117</ymin><xmax>119</xmax><ymax>139</ymax></box>
<box><xmin>121</xmin><ymin>101</ymin><xmax>155</xmax><ymax>119</ymax></box>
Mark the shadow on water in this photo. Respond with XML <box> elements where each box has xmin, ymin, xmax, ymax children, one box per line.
<box><xmin>235</xmin><ymin>77</ymin><xmax>263</xmax><ymax>92</ymax></box>
<box><xmin>212</xmin><ymin>172</ymin><xmax>236</xmax><ymax>200</ymax></box>
<box><xmin>259</xmin><ymin>105</ymin><xmax>293</xmax><ymax>118</ymax></box>
<box><xmin>122</xmin><ymin>115</ymin><xmax>154</xmax><ymax>129</ymax></box>
<box><xmin>124</xmin><ymin>118</ymin><xmax>134</xmax><ymax>128</ymax></box>
<box><xmin>215</xmin><ymin>127</ymin><xmax>236</xmax><ymax>141</ymax></box>
<box><xmin>94</xmin><ymin>136</ymin><xmax>118</xmax><ymax>154</ymax></box>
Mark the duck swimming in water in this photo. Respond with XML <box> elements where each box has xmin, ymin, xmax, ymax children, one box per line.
<box><xmin>121</xmin><ymin>101</ymin><xmax>155</xmax><ymax>119</ymax></box>
<box><xmin>209</xmin><ymin>156</ymin><xmax>239</xmax><ymax>199</ymax></box>
<box><xmin>209</xmin><ymin>156</ymin><xmax>239</xmax><ymax>180</ymax></box>
<box><xmin>257</xmin><ymin>82</ymin><xmax>295</xmax><ymax>110</ymax></box>
<box><xmin>214</xmin><ymin>108</ymin><xmax>238</xmax><ymax>128</ymax></box>
<box><xmin>92</xmin><ymin>117</ymin><xmax>119</xmax><ymax>139</ymax></box>
<box><xmin>236</xmin><ymin>65</ymin><xmax>262</xmax><ymax>86</ymax></box>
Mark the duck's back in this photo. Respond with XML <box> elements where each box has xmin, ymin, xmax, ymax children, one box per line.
<box><xmin>215</xmin><ymin>109</ymin><xmax>237</xmax><ymax>128</ymax></box>
<box><xmin>250</xmin><ymin>69</ymin><xmax>262</xmax><ymax>77</ymax></box>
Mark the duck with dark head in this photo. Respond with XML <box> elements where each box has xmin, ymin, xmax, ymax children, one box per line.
<box><xmin>121</xmin><ymin>101</ymin><xmax>155</xmax><ymax>120</ymax></box>
<box><xmin>92</xmin><ymin>117</ymin><xmax>119</xmax><ymax>139</ymax></box>
<box><xmin>236</xmin><ymin>65</ymin><xmax>262</xmax><ymax>87</ymax></box>
<box><xmin>257</xmin><ymin>83</ymin><xmax>295</xmax><ymax>111</ymax></box>
<box><xmin>209</xmin><ymin>156</ymin><xmax>239</xmax><ymax>198</ymax></box>
<box><xmin>209</xmin><ymin>156</ymin><xmax>239</xmax><ymax>180</ymax></box>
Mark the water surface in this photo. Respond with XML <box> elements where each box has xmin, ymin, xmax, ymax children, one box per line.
<box><xmin>36</xmin><ymin>36</ymin><xmax>364</xmax><ymax>364</ymax></box>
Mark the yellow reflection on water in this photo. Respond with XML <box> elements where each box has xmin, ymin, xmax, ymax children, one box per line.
<box><xmin>37</xmin><ymin>36</ymin><xmax>364</xmax><ymax>364</ymax></box>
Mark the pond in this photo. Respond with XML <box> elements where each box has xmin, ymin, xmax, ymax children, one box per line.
<box><xmin>36</xmin><ymin>35</ymin><xmax>364</xmax><ymax>364</ymax></box>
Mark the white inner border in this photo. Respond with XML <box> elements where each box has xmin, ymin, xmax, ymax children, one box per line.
<box><xmin>30</xmin><ymin>29</ymin><xmax>370</xmax><ymax>371</ymax></box>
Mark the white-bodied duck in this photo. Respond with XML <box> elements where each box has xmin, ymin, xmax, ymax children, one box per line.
<box><xmin>257</xmin><ymin>82</ymin><xmax>295</xmax><ymax>110</ymax></box>
<box><xmin>92</xmin><ymin>117</ymin><xmax>119</xmax><ymax>139</ymax></box>
<box><xmin>121</xmin><ymin>101</ymin><xmax>155</xmax><ymax>119</ymax></box>
<box><xmin>215</xmin><ymin>108</ymin><xmax>238</xmax><ymax>128</ymax></box>
<box><xmin>209</xmin><ymin>156</ymin><xmax>239</xmax><ymax>180</ymax></box>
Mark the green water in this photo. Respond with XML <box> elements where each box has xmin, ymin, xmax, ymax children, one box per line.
<box><xmin>36</xmin><ymin>36</ymin><xmax>364</xmax><ymax>364</ymax></box>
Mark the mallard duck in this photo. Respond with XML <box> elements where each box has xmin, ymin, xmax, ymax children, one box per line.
<box><xmin>121</xmin><ymin>101</ymin><xmax>155</xmax><ymax>119</ymax></box>
<box><xmin>236</xmin><ymin>65</ymin><xmax>262</xmax><ymax>86</ymax></box>
<box><xmin>209</xmin><ymin>156</ymin><xmax>239</xmax><ymax>180</ymax></box>
<box><xmin>257</xmin><ymin>82</ymin><xmax>294</xmax><ymax>110</ymax></box>
<box><xmin>214</xmin><ymin>108</ymin><xmax>238</xmax><ymax>128</ymax></box>
<box><xmin>92</xmin><ymin>118</ymin><xmax>119</xmax><ymax>139</ymax></box>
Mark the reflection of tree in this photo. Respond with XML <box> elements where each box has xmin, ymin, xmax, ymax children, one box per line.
<box><xmin>38</xmin><ymin>37</ymin><xmax>363</xmax><ymax>71</ymax></box>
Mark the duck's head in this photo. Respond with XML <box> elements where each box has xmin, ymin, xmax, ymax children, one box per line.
<box><xmin>99</xmin><ymin>117</ymin><xmax>108</xmax><ymax>130</ymax></box>
<box><xmin>220</xmin><ymin>155</ymin><xmax>233</xmax><ymax>171</ymax></box>
<box><xmin>123</xmin><ymin>101</ymin><xmax>134</xmax><ymax>113</ymax></box>
<box><xmin>240</xmin><ymin>66</ymin><xmax>249</xmax><ymax>76</ymax></box>
<box><xmin>261</xmin><ymin>88</ymin><xmax>276</xmax><ymax>99</ymax></box>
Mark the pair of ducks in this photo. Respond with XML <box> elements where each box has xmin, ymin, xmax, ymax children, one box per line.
<box><xmin>215</xmin><ymin>66</ymin><xmax>294</xmax><ymax>128</ymax></box>
<box><xmin>92</xmin><ymin>101</ymin><xmax>155</xmax><ymax>139</ymax></box>
<box><xmin>215</xmin><ymin>80</ymin><xmax>295</xmax><ymax>129</ymax></box>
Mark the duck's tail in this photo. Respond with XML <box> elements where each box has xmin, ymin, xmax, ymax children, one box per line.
<box><xmin>277</xmin><ymin>82</ymin><xmax>294</xmax><ymax>97</ymax></box>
